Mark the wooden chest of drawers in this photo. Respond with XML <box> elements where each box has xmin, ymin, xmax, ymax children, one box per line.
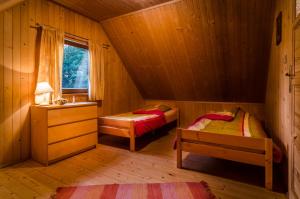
<box><xmin>31</xmin><ymin>102</ymin><xmax>98</xmax><ymax>165</ymax></box>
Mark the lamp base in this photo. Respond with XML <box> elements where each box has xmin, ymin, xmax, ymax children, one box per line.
<box><xmin>35</xmin><ymin>93</ymin><xmax>51</xmax><ymax>105</ymax></box>
<box><xmin>39</xmin><ymin>102</ymin><xmax>50</xmax><ymax>106</ymax></box>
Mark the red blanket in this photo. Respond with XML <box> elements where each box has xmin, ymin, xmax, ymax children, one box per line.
<box><xmin>133</xmin><ymin>109</ymin><xmax>166</xmax><ymax>137</ymax></box>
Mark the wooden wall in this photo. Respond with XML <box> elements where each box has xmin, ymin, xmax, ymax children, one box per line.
<box><xmin>0</xmin><ymin>0</ymin><xmax>25</xmax><ymax>12</ymax></box>
<box><xmin>99</xmin><ymin>44</ymin><xmax>145</xmax><ymax>116</ymax></box>
<box><xmin>0</xmin><ymin>1</ymin><xmax>33</xmax><ymax>167</ymax></box>
<box><xmin>102</xmin><ymin>0</ymin><xmax>274</xmax><ymax>103</ymax></box>
<box><xmin>0</xmin><ymin>0</ymin><xmax>143</xmax><ymax>167</ymax></box>
<box><xmin>264</xmin><ymin>0</ymin><xmax>293</xmax><ymax>192</ymax></box>
<box><xmin>265</xmin><ymin>0</ymin><xmax>292</xmax><ymax>154</ymax></box>
<box><xmin>146</xmin><ymin>100</ymin><xmax>265</xmax><ymax>128</ymax></box>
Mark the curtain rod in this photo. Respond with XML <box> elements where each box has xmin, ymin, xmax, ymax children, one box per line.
<box><xmin>30</xmin><ymin>23</ymin><xmax>56</xmax><ymax>31</ymax></box>
<box><xmin>65</xmin><ymin>32</ymin><xmax>88</xmax><ymax>42</ymax></box>
<box><xmin>30</xmin><ymin>23</ymin><xmax>110</xmax><ymax>49</ymax></box>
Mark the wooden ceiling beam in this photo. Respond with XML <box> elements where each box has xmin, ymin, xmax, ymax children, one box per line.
<box><xmin>0</xmin><ymin>0</ymin><xmax>24</xmax><ymax>12</ymax></box>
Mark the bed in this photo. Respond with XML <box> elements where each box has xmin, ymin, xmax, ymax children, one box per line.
<box><xmin>99</xmin><ymin>105</ymin><xmax>179</xmax><ymax>151</ymax></box>
<box><xmin>176</xmin><ymin>108</ymin><xmax>281</xmax><ymax>190</ymax></box>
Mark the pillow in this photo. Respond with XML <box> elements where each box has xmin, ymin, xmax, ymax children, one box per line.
<box><xmin>229</xmin><ymin>107</ymin><xmax>240</xmax><ymax>117</ymax></box>
<box><xmin>210</xmin><ymin>107</ymin><xmax>239</xmax><ymax>118</ymax></box>
<box><xmin>157</xmin><ymin>104</ymin><xmax>172</xmax><ymax>112</ymax></box>
<box><xmin>135</xmin><ymin>105</ymin><xmax>156</xmax><ymax>111</ymax></box>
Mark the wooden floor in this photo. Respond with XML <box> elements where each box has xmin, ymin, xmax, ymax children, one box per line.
<box><xmin>0</xmin><ymin>129</ymin><xmax>286</xmax><ymax>199</ymax></box>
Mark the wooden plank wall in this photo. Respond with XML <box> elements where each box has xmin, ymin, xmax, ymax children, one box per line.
<box><xmin>264</xmin><ymin>0</ymin><xmax>293</xmax><ymax>192</ymax></box>
<box><xmin>0</xmin><ymin>0</ymin><xmax>144</xmax><ymax>167</ymax></box>
<box><xmin>99</xmin><ymin>44</ymin><xmax>145</xmax><ymax>116</ymax></box>
<box><xmin>0</xmin><ymin>0</ymin><xmax>25</xmax><ymax>12</ymax></box>
<box><xmin>101</xmin><ymin>0</ymin><xmax>274</xmax><ymax>103</ymax></box>
<box><xmin>145</xmin><ymin>100</ymin><xmax>265</xmax><ymax>128</ymax></box>
<box><xmin>0</xmin><ymin>2</ymin><xmax>33</xmax><ymax>168</ymax></box>
<box><xmin>265</xmin><ymin>0</ymin><xmax>292</xmax><ymax>154</ymax></box>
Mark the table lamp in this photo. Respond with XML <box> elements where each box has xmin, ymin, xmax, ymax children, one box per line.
<box><xmin>35</xmin><ymin>82</ymin><xmax>53</xmax><ymax>105</ymax></box>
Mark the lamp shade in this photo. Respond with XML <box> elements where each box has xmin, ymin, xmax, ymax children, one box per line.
<box><xmin>35</xmin><ymin>82</ymin><xmax>53</xmax><ymax>95</ymax></box>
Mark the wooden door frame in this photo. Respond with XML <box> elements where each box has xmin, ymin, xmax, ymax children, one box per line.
<box><xmin>290</xmin><ymin>86</ymin><xmax>300</xmax><ymax>199</ymax></box>
<box><xmin>290</xmin><ymin>1</ymin><xmax>300</xmax><ymax>198</ymax></box>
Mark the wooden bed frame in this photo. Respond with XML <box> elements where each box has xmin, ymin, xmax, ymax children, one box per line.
<box><xmin>176</xmin><ymin>128</ymin><xmax>273</xmax><ymax>190</ymax></box>
<box><xmin>99</xmin><ymin>108</ymin><xmax>179</xmax><ymax>152</ymax></box>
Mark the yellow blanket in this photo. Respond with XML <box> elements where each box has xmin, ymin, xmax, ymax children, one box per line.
<box><xmin>200</xmin><ymin>110</ymin><xmax>244</xmax><ymax>136</ymax></box>
<box><xmin>189</xmin><ymin>110</ymin><xmax>267</xmax><ymax>138</ymax></box>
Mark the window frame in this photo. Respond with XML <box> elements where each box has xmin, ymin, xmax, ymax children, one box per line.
<box><xmin>62</xmin><ymin>35</ymin><xmax>89</xmax><ymax>95</ymax></box>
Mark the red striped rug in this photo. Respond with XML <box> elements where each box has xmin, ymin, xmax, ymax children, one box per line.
<box><xmin>54</xmin><ymin>181</ymin><xmax>215</xmax><ymax>199</ymax></box>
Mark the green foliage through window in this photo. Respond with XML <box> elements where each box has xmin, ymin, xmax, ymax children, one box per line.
<box><xmin>62</xmin><ymin>43</ymin><xmax>89</xmax><ymax>89</ymax></box>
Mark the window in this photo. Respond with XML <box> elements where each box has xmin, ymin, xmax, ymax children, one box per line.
<box><xmin>62</xmin><ymin>37</ymin><xmax>89</xmax><ymax>94</ymax></box>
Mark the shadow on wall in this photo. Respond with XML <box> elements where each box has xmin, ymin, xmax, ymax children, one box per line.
<box><xmin>0</xmin><ymin>65</ymin><xmax>35</xmax><ymax>168</ymax></box>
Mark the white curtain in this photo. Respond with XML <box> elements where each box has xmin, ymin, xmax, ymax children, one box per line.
<box><xmin>88</xmin><ymin>41</ymin><xmax>106</xmax><ymax>101</ymax></box>
<box><xmin>36</xmin><ymin>26</ymin><xmax>64</xmax><ymax>99</ymax></box>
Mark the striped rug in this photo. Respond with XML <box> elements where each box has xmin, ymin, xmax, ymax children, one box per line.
<box><xmin>54</xmin><ymin>181</ymin><xmax>215</xmax><ymax>199</ymax></box>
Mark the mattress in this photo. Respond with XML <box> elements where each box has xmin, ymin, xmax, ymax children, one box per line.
<box><xmin>102</xmin><ymin>108</ymin><xmax>178</xmax><ymax>124</ymax></box>
<box><xmin>104</xmin><ymin>113</ymin><xmax>157</xmax><ymax>121</ymax></box>
<box><xmin>164</xmin><ymin>108</ymin><xmax>178</xmax><ymax>123</ymax></box>
<box><xmin>100</xmin><ymin>108</ymin><xmax>178</xmax><ymax>137</ymax></box>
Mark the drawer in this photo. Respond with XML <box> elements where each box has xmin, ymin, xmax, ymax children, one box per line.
<box><xmin>48</xmin><ymin>119</ymin><xmax>97</xmax><ymax>144</ymax></box>
<box><xmin>48</xmin><ymin>105</ymin><xmax>97</xmax><ymax>126</ymax></box>
<box><xmin>48</xmin><ymin>133</ymin><xmax>97</xmax><ymax>162</ymax></box>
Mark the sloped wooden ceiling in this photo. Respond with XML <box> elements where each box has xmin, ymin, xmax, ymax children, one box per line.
<box><xmin>51</xmin><ymin>0</ymin><xmax>172</xmax><ymax>21</ymax></box>
<box><xmin>101</xmin><ymin>0</ymin><xmax>274</xmax><ymax>102</ymax></box>
<box><xmin>0</xmin><ymin>0</ymin><xmax>24</xmax><ymax>12</ymax></box>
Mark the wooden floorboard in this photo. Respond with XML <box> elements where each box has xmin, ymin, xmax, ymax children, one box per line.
<box><xmin>0</xmin><ymin>129</ymin><xmax>286</xmax><ymax>199</ymax></box>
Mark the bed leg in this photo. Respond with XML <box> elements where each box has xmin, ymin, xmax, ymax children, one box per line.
<box><xmin>265</xmin><ymin>139</ymin><xmax>273</xmax><ymax>190</ymax></box>
<box><xmin>130</xmin><ymin>136</ymin><xmax>135</xmax><ymax>152</ymax></box>
<box><xmin>177</xmin><ymin>109</ymin><xmax>180</xmax><ymax>127</ymax></box>
<box><xmin>129</xmin><ymin>121</ymin><xmax>135</xmax><ymax>152</ymax></box>
<box><xmin>177</xmin><ymin>128</ymin><xmax>182</xmax><ymax>168</ymax></box>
